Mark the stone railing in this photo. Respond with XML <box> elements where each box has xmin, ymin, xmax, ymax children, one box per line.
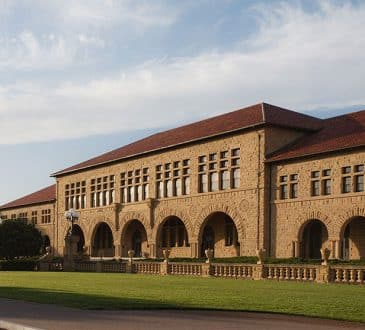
<box><xmin>211</xmin><ymin>263</ymin><xmax>253</xmax><ymax>279</ymax></box>
<box><xmin>39</xmin><ymin>261</ymin><xmax>63</xmax><ymax>271</ymax></box>
<box><xmin>265</xmin><ymin>264</ymin><xmax>318</xmax><ymax>282</ymax></box>
<box><xmin>133</xmin><ymin>261</ymin><xmax>161</xmax><ymax>274</ymax></box>
<box><xmin>331</xmin><ymin>265</ymin><xmax>365</xmax><ymax>284</ymax></box>
<box><xmin>37</xmin><ymin>249</ymin><xmax>365</xmax><ymax>285</ymax></box>
<box><xmin>75</xmin><ymin>261</ymin><xmax>96</xmax><ymax>272</ymax></box>
<box><xmin>168</xmin><ymin>262</ymin><xmax>204</xmax><ymax>276</ymax></box>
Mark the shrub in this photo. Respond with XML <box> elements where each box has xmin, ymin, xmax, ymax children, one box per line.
<box><xmin>0</xmin><ymin>258</ymin><xmax>37</xmax><ymax>271</ymax></box>
<box><xmin>0</xmin><ymin>219</ymin><xmax>43</xmax><ymax>260</ymax></box>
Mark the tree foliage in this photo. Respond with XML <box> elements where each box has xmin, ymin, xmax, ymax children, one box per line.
<box><xmin>0</xmin><ymin>219</ymin><xmax>43</xmax><ymax>260</ymax></box>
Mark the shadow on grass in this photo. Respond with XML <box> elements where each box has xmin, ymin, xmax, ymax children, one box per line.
<box><xmin>1</xmin><ymin>287</ymin><xmax>365</xmax><ymax>330</ymax></box>
<box><xmin>0</xmin><ymin>286</ymin><xmax>179</xmax><ymax>311</ymax></box>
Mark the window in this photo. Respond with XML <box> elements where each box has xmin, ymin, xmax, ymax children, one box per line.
<box><xmin>279</xmin><ymin>174</ymin><xmax>298</xmax><ymax>199</ymax></box>
<box><xmin>341</xmin><ymin>164</ymin><xmax>364</xmax><ymax>194</ymax></box>
<box><xmin>323</xmin><ymin>179</ymin><xmax>331</xmax><ymax>195</ymax></box>
<box><xmin>65</xmin><ymin>181</ymin><xmax>86</xmax><ymax>210</ymax></box>
<box><xmin>41</xmin><ymin>209</ymin><xmax>51</xmax><ymax>224</ymax></box>
<box><xmin>342</xmin><ymin>176</ymin><xmax>352</xmax><ymax>193</ymax></box>
<box><xmin>91</xmin><ymin>176</ymin><xmax>115</xmax><ymax>207</ymax></box>
<box><xmin>198</xmin><ymin>148</ymin><xmax>240</xmax><ymax>193</ymax></box>
<box><xmin>156</xmin><ymin>160</ymin><xmax>190</xmax><ymax>198</ymax></box>
<box><xmin>121</xmin><ymin>169</ymin><xmax>149</xmax><ymax>203</ymax></box>
<box><xmin>355</xmin><ymin>175</ymin><xmax>364</xmax><ymax>192</ymax></box>
<box><xmin>311</xmin><ymin>180</ymin><xmax>320</xmax><ymax>196</ymax></box>
<box><xmin>31</xmin><ymin>211</ymin><xmax>37</xmax><ymax>225</ymax></box>
<box><xmin>311</xmin><ymin>170</ymin><xmax>332</xmax><ymax>196</ymax></box>
<box><xmin>280</xmin><ymin>184</ymin><xmax>288</xmax><ymax>199</ymax></box>
<box><xmin>18</xmin><ymin>212</ymin><xmax>28</xmax><ymax>221</ymax></box>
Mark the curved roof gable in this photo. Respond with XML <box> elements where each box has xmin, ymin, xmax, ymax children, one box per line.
<box><xmin>268</xmin><ymin>109</ymin><xmax>365</xmax><ymax>162</ymax></box>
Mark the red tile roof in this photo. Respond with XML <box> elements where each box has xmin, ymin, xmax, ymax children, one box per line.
<box><xmin>0</xmin><ymin>184</ymin><xmax>56</xmax><ymax>210</ymax></box>
<box><xmin>53</xmin><ymin>103</ymin><xmax>322</xmax><ymax>176</ymax></box>
<box><xmin>267</xmin><ymin>109</ymin><xmax>365</xmax><ymax>162</ymax></box>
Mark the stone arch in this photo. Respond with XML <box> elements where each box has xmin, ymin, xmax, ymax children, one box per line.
<box><xmin>61</xmin><ymin>222</ymin><xmax>89</xmax><ymax>245</ymax></box>
<box><xmin>337</xmin><ymin>208</ymin><xmax>365</xmax><ymax>239</ymax></box>
<box><xmin>85</xmin><ymin>217</ymin><xmax>118</xmax><ymax>245</ymax></box>
<box><xmin>120</xmin><ymin>218</ymin><xmax>149</xmax><ymax>258</ymax></box>
<box><xmin>42</xmin><ymin>235</ymin><xmax>51</xmax><ymax>254</ymax></box>
<box><xmin>298</xmin><ymin>219</ymin><xmax>329</xmax><ymax>259</ymax></box>
<box><xmin>195</xmin><ymin>204</ymin><xmax>244</xmax><ymax>243</ymax></box>
<box><xmin>338</xmin><ymin>215</ymin><xmax>365</xmax><ymax>260</ymax></box>
<box><xmin>120</xmin><ymin>211</ymin><xmax>150</xmax><ymax>238</ymax></box>
<box><xmin>72</xmin><ymin>224</ymin><xmax>85</xmax><ymax>253</ymax></box>
<box><xmin>294</xmin><ymin>211</ymin><xmax>335</xmax><ymax>239</ymax></box>
<box><xmin>91</xmin><ymin>222</ymin><xmax>115</xmax><ymax>257</ymax></box>
<box><xmin>197</xmin><ymin>210</ymin><xmax>241</xmax><ymax>258</ymax></box>
<box><xmin>153</xmin><ymin>208</ymin><xmax>193</xmax><ymax>242</ymax></box>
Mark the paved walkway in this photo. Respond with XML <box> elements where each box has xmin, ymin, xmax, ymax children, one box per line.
<box><xmin>0</xmin><ymin>298</ymin><xmax>364</xmax><ymax>330</ymax></box>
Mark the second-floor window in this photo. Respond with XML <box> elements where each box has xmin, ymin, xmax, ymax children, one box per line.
<box><xmin>156</xmin><ymin>160</ymin><xmax>190</xmax><ymax>199</ymax></box>
<box><xmin>41</xmin><ymin>209</ymin><xmax>51</xmax><ymax>224</ymax></box>
<box><xmin>91</xmin><ymin>176</ymin><xmax>115</xmax><ymax>207</ymax></box>
<box><xmin>121</xmin><ymin>168</ymin><xmax>149</xmax><ymax>203</ymax></box>
<box><xmin>65</xmin><ymin>181</ymin><xmax>86</xmax><ymax>210</ymax></box>
<box><xmin>311</xmin><ymin>169</ymin><xmax>332</xmax><ymax>196</ymax></box>
<box><xmin>279</xmin><ymin>174</ymin><xmax>298</xmax><ymax>200</ymax></box>
<box><xmin>342</xmin><ymin>164</ymin><xmax>364</xmax><ymax>193</ymax></box>
<box><xmin>31</xmin><ymin>211</ymin><xmax>37</xmax><ymax>225</ymax></box>
<box><xmin>198</xmin><ymin>148</ymin><xmax>240</xmax><ymax>193</ymax></box>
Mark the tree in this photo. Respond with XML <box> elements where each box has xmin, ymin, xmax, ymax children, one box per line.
<box><xmin>0</xmin><ymin>219</ymin><xmax>43</xmax><ymax>260</ymax></box>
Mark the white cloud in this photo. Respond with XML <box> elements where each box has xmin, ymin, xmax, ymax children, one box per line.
<box><xmin>63</xmin><ymin>0</ymin><xmax>179</xmax><ymax>29</ymax></box>
<box><xmin>0</xmin><ymin>31</ymin><xmax>75</xmax><ymax>70</ymax></box>
<box><xmin>1</xmin><ymin>1</ymin><xmax>365</xmax><ymax>144</ymax></box>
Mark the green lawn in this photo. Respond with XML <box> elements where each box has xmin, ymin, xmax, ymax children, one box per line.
<box><xmin>0</xmin><ymin>272</ymin><xmax>364</xmax><ymax>323</ymax></box>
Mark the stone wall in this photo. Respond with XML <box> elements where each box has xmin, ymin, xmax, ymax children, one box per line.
<box><xmin>271</xmin><ymin>149</ymin><xmax>365</xmax><ymax>259</ymax></box>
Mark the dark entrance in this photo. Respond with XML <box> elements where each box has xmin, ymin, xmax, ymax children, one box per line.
<box><xmin>301</xmin><ymin>220</ymin><xmax>328</xmax><ymax>259</ymax></box>
<box><xmin>201</xmin><ymin>226</ymin><xmax>215</xmax><ymax>257</ymax></box>
<box><xmin>132</xmin><ymin>229</ymin><xmax>142</xmax><ymax>257</ymax></box>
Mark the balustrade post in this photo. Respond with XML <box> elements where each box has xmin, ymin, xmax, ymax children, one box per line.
<box><xmin>126</xmin><ymin>250</ymin><xmax>134</xmax><ymax>273</ymax></box>
<box><xmin>96</xmin><ymin>260</ymin><xmax>102</xmax><ymax>273</ymax></box>
<box><xmin>160</xmin><ymin>249</ymin><xmax>171</xmax><ymax>275</ymax></box>
<box><xmin>317</xmin><ymin>265</ymin><xmax>331</xmax><ymax>283</ymax></box>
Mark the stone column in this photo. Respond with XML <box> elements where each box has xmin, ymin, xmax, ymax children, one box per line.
<box><xmin>114</xmin><ymin>244</ymin><xmax>121</xmax><ymax>260</ymax></box>
<box><xmin>292</xmin><ymin>241</ymin><xmax>299</xmax><ymax>258</ymax></box>
<box><xmin>190</xmin><ymin>241</ymin><xmax>198</xmax><ymax>258</ymax></box>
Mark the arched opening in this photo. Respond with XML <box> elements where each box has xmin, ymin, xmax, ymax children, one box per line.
<box><xmin>201</xmin><ymin>226</ymin><xmax>215</xmax><ymax>254</ymax></box>
<box><xmin>121</xmin><ymin>220</ymin><xmax>148</xmax><ymax>257</ymax></box>
<box><xmin>341</xmin><ymin>216</ymin><xmax>365</xmax><ymax>260</ymax></box>
<box><xmin>300</xmin><ymin>219</ymin><xmax>328</xmax><ymax>259</ymax></box>
<box><xmin>157</xmin><ymin>216</ymin><xmax>189</xmax><ymax>258</ymax></box>
<box><xmin>199</xmin><ymin>212</ymin><xmax>240</xmax><ymax>258</ymax></box>
<box><xmin>42</xmin><ymin>235</ymin><xmax>51</xmax><ymax>254</ymax></box>
<box><xmin>92</xmin><ymin>222</ymin><xmax>115</xmax><ymax>257</ymax></box>
<box><xmin>72</xmin><ymin>224</ymin><xmax>85</xmax><ymax>254</ymax></box>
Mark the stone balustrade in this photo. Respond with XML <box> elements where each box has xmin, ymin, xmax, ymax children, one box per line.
<box><xmin>211</xmin><ymin>263</ymin><xmax>253</xmax><ymax>279</ymax></box>
<box><xmin>38</xmin><ymin>255</ymin><xmax>365</xmax><ymax>285</ymax></box>
<box><xmin>133</xmin><ymin>261</ymin><xmax>161</xmax><ymax>274</ymax></box>
<box><xmin>75</xmin><ymin>261</ymin><xmax>96</xmax><ymax>272</ymax></box>
<box><xmin>168</xmin><ymin>262</ymin><xmax>203</xmax><ymax>276</ymax></box>
<box><xmin>265</xmin><ymin>264</ymin><xmax>317</xmax><ymax>282</ymax></box>
<box><xmin>331</xmin><ymin>266</ymin><xmax>365</xmax><ymax>284</ymax></box>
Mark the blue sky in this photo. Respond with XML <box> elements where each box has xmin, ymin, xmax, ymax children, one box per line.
<box><xmin>1</xmin><ymin>0</ymin><xmax>365</xmax><ymax>204</ymax></box>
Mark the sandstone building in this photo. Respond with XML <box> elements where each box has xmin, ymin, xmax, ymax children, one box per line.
<box><xmin>1</xmin><ymin>103</ymin><xmax>364</xmax><ymax>260</ymax></box>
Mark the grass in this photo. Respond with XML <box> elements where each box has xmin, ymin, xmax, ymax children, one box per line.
<box><xmin>0</xmin><ymin>272</ymin><xmax>364</xmax><ymax>323</ymax></box>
